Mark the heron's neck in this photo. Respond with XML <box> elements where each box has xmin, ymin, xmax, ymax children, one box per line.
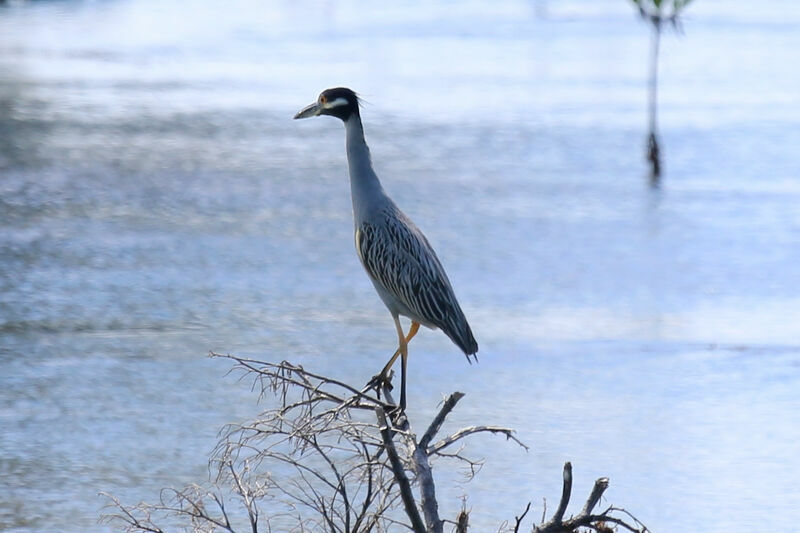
<box><xmin>344</xmin><ymin>115</ymin><xmax>386</xmax><ymax>222</ymax></box>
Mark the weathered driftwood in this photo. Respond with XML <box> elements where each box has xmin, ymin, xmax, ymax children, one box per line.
<box><xmin>517</xmin><ymin>462</ymin><xmax>649</xmax><ymax>533</ymax></box>
<box><xmin>102</xmin><ymin>353</ymin><xmax>646</xmax><ymax>533</ymax></box>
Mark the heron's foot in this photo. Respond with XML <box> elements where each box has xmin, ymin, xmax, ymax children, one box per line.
<box><xmin>386</xmin><ymin>403</ymin><xmax>407</xmax><ymax>424</ymax></box>
<box><xmin>366</xmin><ymin>372</ymin><xmax>393</xmax><ymax>396</ymax></box>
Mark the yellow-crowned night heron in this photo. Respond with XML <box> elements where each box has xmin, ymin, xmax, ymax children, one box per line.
<box><xmin>294</xmin><ymin>87</ymin><xmax>478</xmax><ymax>410</ymax></box>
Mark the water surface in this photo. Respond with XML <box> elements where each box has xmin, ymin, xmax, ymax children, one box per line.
<box><xmin>1</xmin><ymin>1</ymin><xmax>799</xmax><ymax>531</ymax></box>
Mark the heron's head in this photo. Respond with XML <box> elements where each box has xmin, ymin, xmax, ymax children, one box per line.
<box><xmin>293</xmin><ymin>87</ymin><xmax>360</xmax><ymax>122</ymax></box>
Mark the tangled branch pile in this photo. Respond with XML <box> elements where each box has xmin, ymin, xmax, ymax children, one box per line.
<box><xmin>103</xmin><ymin>354</ymin><xmax>648</xmax><ymax>533</ymax></box>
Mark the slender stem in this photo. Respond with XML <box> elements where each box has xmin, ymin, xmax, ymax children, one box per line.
<box><xmin>648</xmin><ymin>17</ymin><xmax>661</xmax><ymax>138</ymax></box>
<box><xmin>646</xmin><ymin>13</ymin><xmax>663</xmax><ymax>180</ymax></box>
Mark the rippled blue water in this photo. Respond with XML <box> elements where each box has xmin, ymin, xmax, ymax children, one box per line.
<box><xmin>2</xmin><ymin>1</ymin><xmax>799</xmax><ymax>531</ymax></box>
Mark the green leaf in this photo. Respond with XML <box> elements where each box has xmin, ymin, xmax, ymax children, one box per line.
<box><xmin>672</xmin><ymin>0</ymin><xmax>693</xmax><ymax>12</ymax></box>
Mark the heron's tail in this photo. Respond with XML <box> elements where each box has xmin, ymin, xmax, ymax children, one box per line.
<box><xmin>444</xmin><ymin>312</ymin><xmax>478</xmax><ymax>363</ymax></box>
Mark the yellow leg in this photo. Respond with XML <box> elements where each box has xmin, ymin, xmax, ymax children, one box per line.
<box><xmin>379</xmin><ymin>319</ymin><xmax>420</xmax><ymax>379</ymax></box>
<box><xmin>378</xmin><ymin>318</ymin><xmax>420</xmax><ymax>410</ymax></box>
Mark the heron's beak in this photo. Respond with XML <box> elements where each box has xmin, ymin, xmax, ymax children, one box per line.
<box><xmin>293</xmin><ymin>102</ymin><xmax>322</xmax><ymax>120</ymax></box>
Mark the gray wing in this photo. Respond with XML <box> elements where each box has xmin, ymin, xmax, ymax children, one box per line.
<box><xmin>355</xmin><ymin>207</ymin><xmax>478</xmax><ymax>355</ymax></box>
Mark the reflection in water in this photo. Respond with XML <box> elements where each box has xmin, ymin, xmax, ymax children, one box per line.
<box><xmin>1</xmin><ymin>1</ymin><xmax>799</xmax><ymax>531</ymax></box>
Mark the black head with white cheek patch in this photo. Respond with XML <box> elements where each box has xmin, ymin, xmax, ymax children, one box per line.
<box><xmin>317</xmin><ymin>87</ymin><xmax>360</xmax><ymax>121</ymax></box>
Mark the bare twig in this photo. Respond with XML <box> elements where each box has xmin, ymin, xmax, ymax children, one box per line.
<box><xmin>512</xmin><ymin>502</ymin><xmax>531</xmax><ymax>533</ymax></box>
<box><xmin>429</xmin><ymin>425</ymin><xmax>527</xmax><ymax>456</ymax></box>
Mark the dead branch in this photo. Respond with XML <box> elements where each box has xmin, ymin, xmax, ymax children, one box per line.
<box><xmin>529</xmin><ymin>462</ymin><xmax>649</xmax><ymax>533</ymax></box>
<box><xmin>551</xmin><ymin>461</ymin><xmax>572</xmax><ymax>525</ymax></box>
<box><xmin>419</xmin><ymin>392</ymin><xmax>465</xmax><ymax>449</ymax></box>
<box><xmin>102</xmin><ymin>355</ymin><xmax>525</xmax><ymax>532</ymax></box>
<box><xmin>428</xmin><ymin>425</ymin><xmax>528</xmax><ymax>456</ymax></box>
<box><xmin>375</xmin><ymin>406</ymin><xmax>426</xmax><ymax>533</ymax></box>
<box><xmin>455</xmin><ymin>508</ymin><xmax>470</xmax><ymax>533</ymax></box>
<box><xmin>379</xmin><ymin>385</ymin><xmax>445</xmax><ymax>532</ymax></box>
<box><xmin>103</xmin><ymin>354</ymin><xmax>646</xmax><ymax>533</ymax></box>
<box><xmin>411</xmin><ymin>428</ymin><xmax>442</xmax><ymax>533</ymax></box>
<box><xmin>100</xmin><ymin>485</ymin><xmax>247</xmax><ymax>533</ymax></box>
<box><xmin>512</xmin><ymin>502</ymin><xmax>531</xmax><ymax>533</ymax></box>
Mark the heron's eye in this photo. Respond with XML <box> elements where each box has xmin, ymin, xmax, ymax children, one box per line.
<box><xmin>320</xmin><ymin>94</ymin><xmax>327</xmax><ymax>105</ymax></box>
